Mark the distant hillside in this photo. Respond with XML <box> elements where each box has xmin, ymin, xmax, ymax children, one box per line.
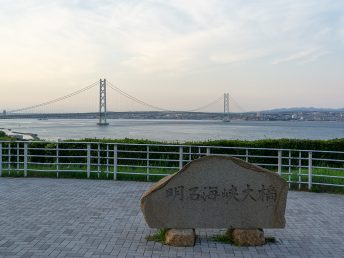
<box><xmin>263</xmin><ymin>107</ymin><xmax>344</xmax><ymax>113</ymax></box>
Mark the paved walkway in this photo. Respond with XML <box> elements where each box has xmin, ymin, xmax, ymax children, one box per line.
<box><xmin>0</xmin><ymin>178</ymin><xmax>343</xmax><ymax>258</ymax></box>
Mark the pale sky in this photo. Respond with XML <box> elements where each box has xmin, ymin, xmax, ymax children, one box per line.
<box><xmin>0</xmin><ymin>0</ymin><xmax>343</xmax><ymax>113</ymax></box>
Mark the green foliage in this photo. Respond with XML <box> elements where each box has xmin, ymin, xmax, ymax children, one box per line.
<box><xmin>185</xmin><ymin>138</ymin><xmax>344</xmax><ymax>151</ymax></box>
<box><xmin>146</xmin><ymin>229</ymin><xmax>167</xmax><ymax>243</ymax></box>
<box><xmin>0</xmin><ymin>130</ymin><xmax>15</xmax><ymax>140</ymax></box>
<box><xmin>0</xmin><ymin>131</ymin><xmax>6</xmax><ymax>137</ymax></box>
<box><xmin>212</xmin><ymin>232</ymin><xmax>277</xmax><ymax>246</ymax></box>
<box><xmin>1</xmin><ymin>137</ymin><xmax>343</xmax><ymax>193</ymax></box>
<box><xmin>212</xmin><ymin>233</ymin><xmax>232</xmax><ymax>244</ymax></box>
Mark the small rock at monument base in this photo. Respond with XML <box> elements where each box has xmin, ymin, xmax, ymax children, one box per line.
<box><xmin>165</xmin><ymin>229</ymin><xmax>196</xmax><ymax>247</ymax></box>
<box><xmin>227</xmin><ymin>228</ymin><xmax>265</xmax><ymax>246</ymax></box>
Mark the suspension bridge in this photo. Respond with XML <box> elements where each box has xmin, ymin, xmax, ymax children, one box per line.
<box><xmin>2</xmin><ymin>79</ymin><xmax>246</xmax><ymax>125</ymax></box>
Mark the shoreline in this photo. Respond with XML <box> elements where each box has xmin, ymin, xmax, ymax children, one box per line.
<box><xmin>0</xmin><ymin>128</ymin><xmax>38</xmax><ymax>140</ymax></box>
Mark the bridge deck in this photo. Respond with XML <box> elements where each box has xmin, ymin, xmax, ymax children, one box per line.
<box><xmin>0</xmin><ymin>178</ymin><xmax>343</xmax><ymax>257</ymax></box>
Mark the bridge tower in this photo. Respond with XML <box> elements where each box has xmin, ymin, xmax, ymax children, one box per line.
<box><xmin>223</xmin><ymin>93</ymin><xmax>230</xmax><ymax>122</ymax></box>
<box><xmin>97</xmin><ymin>79</ymin><xmax>109</xmax><ymax>126</ymax></box>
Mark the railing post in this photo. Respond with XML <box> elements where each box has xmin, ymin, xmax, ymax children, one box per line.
<box><xmin>87</xmin><ymin>144</ymin><xmax>91</xmax><ymax>178</ymax></box>
<box><xmin>56</xmin><ymin>143</ymin><xmax>59</xmax><ymax>178</ymax></box>
<box><xmin>179</xmin><ymin>146</ymin><xmax>183</xmax><ymax>169</ymax></box>
<box><xmin>277</xmin><ymin>150</ymin><xmax>282</xmax><ymax>176</ymax></box>
<box><xmin>113</xmin><ymin>145</ymin><xmax>117</xmax><ymax>180</ymax></box>
<box><xmin>146</xmin><ymin>146</ymin><xmax>150</xmax><ymax>181</ymax></box>
<box><xmin>0</xmin><ymin>143</ymin><xmax>2</xmax><ymax>177</ymax></box>
<box><xmin>97</xmin><ymin>143</ymin><xmax>100</xmax><ymax>178</ymax></box>
<box><xmin>8</xmin><ymin>143</ymin><xmax>11</xmax><ymax>175</ymax></box>
<box><xmin>308</xmin><ymin>152</ymin><xmax>312</xmax><ymax>190</ymax></box>
<box><xmin>106</xmin><ymin>144</ymin><xmax>109</xmax><ymax>178</ymax></box>
<box><xmin>288</xmin><ymin>150</ymin><xmax>291</xmax><ymax>188</ymax></box>
<box><xmin>16</xmin><ymin>143</ymin><xmax>20</xmax><ymax>175</ymax></box>
<box><xmin>206</xmin><ymin>147</ymin><xmax>210</xmax><ymax>156</ymax></box>
<box><xmin>24</xmin><ymin>143</ymin><xmax>28</xmax><ymax>177</ymax></box>
<box><xmin>298</xmin><ymin>151</ymin><xmax>302</xmax><ymax>190</ymax></box>
<box><xmin>245</xmin><ymin>149</ymin><xmax>249</xmax><ymax>162</ymax></box>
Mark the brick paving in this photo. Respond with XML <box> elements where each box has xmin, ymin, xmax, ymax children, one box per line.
<box><xmin>0</xmin><ymin>178</ymin><xmax>343</xmax><ymax>258</ymax></box>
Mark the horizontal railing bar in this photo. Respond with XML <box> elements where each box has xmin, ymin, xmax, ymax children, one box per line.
<box><xmin>57</xmin><ymin>148</ymin><xmax>88</xmax><ymax>151</ymax></box>
<box><xmin>148</xmin><ymin>151</ymin><xmax>180</xmax><ymax>155</ymax></box>
<box><xmin>312</xmin><ymin>166</ymin><xmax>344</xmax><ymax>171</ymax></box>
<box><xmin>27</xmin><ymin>169</ymin><xmax>86</xmax><ymax>173</ymax></box>
<box><xmin>28</xmin><ymin>155</ymin><xmax>87</xmax><ymax>158</ymax></box>
<box><xmin>117</xmin><ymin>157</ymin><xmax>180</xmax><ymax>162</ymax></box>
<box><xmin>27</xmin><ymin>162</ymin><xmax>87</xmax><ymax>166</ymax></box>
<box><xmin>117</xmin><ymin>150</ymin><xmax>179</xmax><ymax>155</ymax></box>
<box><xmin>55</xmin><ymin>163</ymin><xmax>87</xmax><ymax>166</ymax></box>
<box><xmin>2</xmin><ymin>140</ymin><xmax>344</xmax><ymax>154</ymax></box>
<box><xmin>311</xmin><ymin>182</ymin><xmax>344</xmax><ymax>187</ymax></box>
<box><xmin>28</xmin><ymin>162</ymin><xmax>57</xmax><ymax>165</ymax></box>
<box><xmin>253</xmin><ymin>163</ymin><xmax>278</xmax><ymax>167</ymax></box>
<box><xmin>116</xmin><ymin>171</ymin><xmax>170</xmax><ymax>176</ymax></box>
<box><xmin>26</xmin><ymin>169</ymin><xmax>61</xmax><ymax>172</ymax></box>
<box><xmin>286</xmin><ymin>181</ymin><xmax>308</xmax><ymax>184</ymax></box>
<box><xmin>56</xmin><ymin>170</ymin><xmax>87</xmax><ymax>172</ymax></box>
<box><xmin>118</xmin><ymin>164</ymin><xmax>178</xmax><ymax>170</ymax></box>
<box><xmin>311</xmin><ymin>174</ymin><xmax>344</xmax><ymax>179</ymax></box>
<box><xmin>311</xmin><ymin>158</ymin><xmax>344</xmax><ymax>163</ymax></box>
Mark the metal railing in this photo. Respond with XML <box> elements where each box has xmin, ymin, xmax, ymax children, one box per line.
<box><xmin>0</xmin><ymin>141</ymin><xmax>343</xmax><ymax>190</ymax></box>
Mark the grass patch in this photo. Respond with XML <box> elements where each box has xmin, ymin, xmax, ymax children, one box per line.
<box><xmin>212</xmin><ymin>232</ymin><xmax>277</xmax><ymax>246</ymax></box>
<box><xmin>212</xmin><ymin>233</ymin><xmax>232</xmax><ymax>244</ymax></box>
<box><xmin>146</xmin><ymin>229</ymin><xmax>167</xmax><ymax>243</ymax></box>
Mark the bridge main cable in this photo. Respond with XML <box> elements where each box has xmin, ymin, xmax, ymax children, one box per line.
<box><xmin>107</xmin><ymin>81</ymin><xmax>223</xmax><ymax>113</ymax></box>
<box><xmin>9</xmin><ymin>81</ymin><xmax>99</xmax><ymax>113</ymax></box>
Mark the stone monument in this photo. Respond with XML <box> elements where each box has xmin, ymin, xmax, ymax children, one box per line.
<box><xmin>141</xmin><ymin>156</ymin><xmax>288</xmax><ymax>246</ymax></box>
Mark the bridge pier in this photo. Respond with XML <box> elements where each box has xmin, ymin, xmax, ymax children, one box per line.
<box><xmin>223</xmin><ymin>93</ymin><xmax>230</xmax><ymax>122</ymax></box>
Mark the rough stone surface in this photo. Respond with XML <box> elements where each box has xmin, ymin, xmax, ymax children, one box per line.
<box><xmin>141</xmin><ymin>156</ymin><xmax>288</xmax><ymax>229</ymax></box>
<box><xmin>0</xmin><ymin>178</ymin><xmax>344</xmax><ymax>257</ymax></box>
<box><xmin>165</xmin><ymin>229</ymin><xmax>196</xmax><ymax>247</ymax></box>
<box><xmin>228</xmin><ymin>229</ymin><xmax>265</xmax><ymax>246</ymax></box>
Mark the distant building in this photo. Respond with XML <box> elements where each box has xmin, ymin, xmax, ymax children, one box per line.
<box><xmin>256</xmin><ymin>112</ymin><xmax>261</xmax><ymax>119</ymax></box>
<box><xmin>2</xmin><ymin>110</ymin><xmax>6</xmax><ymax>116</ymax></box>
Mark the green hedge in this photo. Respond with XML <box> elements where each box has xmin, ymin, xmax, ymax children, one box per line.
<box><xmin>65</xmin><ymin>137</ymin><xmax>344</xmax><ymax>151</ymax></box>
<box><xmin>1</xmin><ymin>137</ymin><xmax>344</xmax><ymax>168</ymax></box>
<box><xmin>186</xmin><ymin>138</ymin><xmax>344</xmax><ymax>151</ymax></box>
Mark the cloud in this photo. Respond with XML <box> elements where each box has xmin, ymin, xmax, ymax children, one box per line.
<box><xmin>113</xmin><ymin>0</ymin><xmax>344</xmax><ymax>72</ymax></box>
<box><xmin>0</xmin><ymin>0</ymin><xmax>344</xmax><ymax>112</ymax></box>
<box><xmin>210</xmin><ymin>50</ymin><xmax>267</xmax><ymax>64</ymax></box>
<box><xmin>271</xmin><ymin>48</ymin><xmax>329</xmax><ymax>65</ymax></box>
<box><xmin>0</xmin><ymin>0</ymin><xmax>343</xmax><ymax>75</ymax></box>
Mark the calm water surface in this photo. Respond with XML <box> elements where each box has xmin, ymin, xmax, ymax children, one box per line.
<box><xmin>0</xmin><ymin>119</ymin><xmax>343</xmax><ymax>142</ymax></box>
